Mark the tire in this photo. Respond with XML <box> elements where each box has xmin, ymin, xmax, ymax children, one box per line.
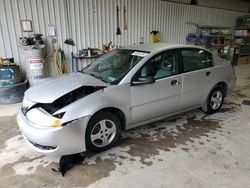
<box><xmin>202</xmin><ymin>86</ymin><xmax>224</xmax><ymax>114</ymax></box>
<box><xmin>85</xmin><ymin>111</ymin><xmax>121</xmax><ymax>152</ymax></box>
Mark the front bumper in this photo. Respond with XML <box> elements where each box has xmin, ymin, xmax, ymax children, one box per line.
<box><xmin>17</xmin><ymin>108</ymin><xmax>91</xmax><ymax>156</ymax></box>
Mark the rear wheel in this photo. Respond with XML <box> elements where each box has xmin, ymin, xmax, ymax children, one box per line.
<box><xmin>203</xmin><ymin>86</ymin><xmax>224</xmax><ymax>114</ymax></box>
<box><xmin>86</xmin><ymin>111</ymin><xmax>121</xmax><ymax>152</ymax></box>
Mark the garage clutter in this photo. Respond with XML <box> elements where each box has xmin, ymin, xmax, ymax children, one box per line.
<box><xmin>186</xmin><ymin>16</ymin><xmax>250</xmax><ymax>65</ymax></box>
<box><xmin>0</xmin><ymin>33</ymin><xmax>46</xmax><ymax>104</ymax></box>
<box><xmin>185</xmin><ymin>23</ymin><xmax>234</xmax><ymax>61</ymax></box>
<box><xmin>234</xmin><ymin>15</ymin><xmax>250</xmax><ymax>65</ymax></box>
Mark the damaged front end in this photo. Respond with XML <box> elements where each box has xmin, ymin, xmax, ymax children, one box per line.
<box><xmin>22</xmin><ymin>86</ymin><xmax>105</xmax><ymax>127</ymax></box>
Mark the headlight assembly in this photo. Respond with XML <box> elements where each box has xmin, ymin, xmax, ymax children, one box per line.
<box><xmin>26</xmin><ymin>107</ymin><xmax>63</xmax><ymax>128</ymax></box>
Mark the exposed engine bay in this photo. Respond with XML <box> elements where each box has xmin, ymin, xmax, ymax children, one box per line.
<box><xmin>28</xmin><ymin>86</ymin><xmax>105</xmax><ymax>116</ymax></box>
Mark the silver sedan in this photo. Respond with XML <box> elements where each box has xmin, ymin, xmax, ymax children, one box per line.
<box><xmin>17</xmin><ymin>43</ymin><xmax>236</xmax><ymax>156</ymax></box>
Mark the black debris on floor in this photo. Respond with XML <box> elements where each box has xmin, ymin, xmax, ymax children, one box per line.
<box><xmin>242</xmin><ymin>100</ymin><xmax>250</xmax><ymax>106</ymax></box>
<box><xmin>52</xmin><ymin>153</ymin><xmax>85</xmax><ymax>177</ymax></box>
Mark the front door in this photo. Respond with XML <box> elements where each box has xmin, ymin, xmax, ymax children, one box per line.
<box><xmin>130</xmin><ymin>50</ymin><xmax>182</xmax><ymax>124</ymax></box>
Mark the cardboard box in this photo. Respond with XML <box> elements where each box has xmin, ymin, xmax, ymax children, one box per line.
<box><xmin>238</xmin><ymin>56</ymin><xmax>249</xmax><ymax>64</ymax></box>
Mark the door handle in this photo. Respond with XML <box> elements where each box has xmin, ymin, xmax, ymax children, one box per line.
<box><xmin>206</xmin><ymin>71</ymin><xmax>211</xmax><ymax>77</ymax></box>
<box><xmin>171</xmin><ymin>80</ymin><xmax>180</xmax><ymax>86</ymax></box>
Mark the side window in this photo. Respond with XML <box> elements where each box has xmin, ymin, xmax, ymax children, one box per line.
<box><xmin>138</xmin><ymin>50</ymin><xmax>178</xmax><ymax>79</ymax></box>
<box><xmin>181</xmin><ymin>49</ymin><xmax>212</xmax><ymax>73</ymax></box>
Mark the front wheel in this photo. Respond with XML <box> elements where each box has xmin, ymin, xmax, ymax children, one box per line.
<box><xmin>202</xmin><ymin>86</ymin><xmax>224</xmax><ymax>114</ymax></box>
<box><xmin>85</xmin><ymin>111</ymin><xmax>121</xmax><ymax>152</ymax></box>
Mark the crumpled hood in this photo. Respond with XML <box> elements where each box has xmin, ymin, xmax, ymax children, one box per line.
<box><xmin>25</xmin><ymin>72</ymin><xmax>108</xmax><ymax>103</ymax></box>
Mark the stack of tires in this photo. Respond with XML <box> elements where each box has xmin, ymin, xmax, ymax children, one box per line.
<box><xmin>0</xmin><ymin>64</ymin><xmax>27</xmax><ymax>104</ymax></box>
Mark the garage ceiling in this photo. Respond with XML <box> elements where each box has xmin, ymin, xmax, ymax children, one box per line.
<box><xmin>162</xmin><ymin>0</ymin><xmax>250</xmax><ymax>12</ymax></box>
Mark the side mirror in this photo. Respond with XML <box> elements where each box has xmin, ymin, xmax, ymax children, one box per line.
<box><xmin>131</xmin><ymin>76</ymin><xmax>155</xmax><ymax>86</ymax></box>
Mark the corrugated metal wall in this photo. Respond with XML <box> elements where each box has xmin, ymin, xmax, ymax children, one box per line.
<box><xmin>0</xmin><ymin>0</ymin><xmax>247</xmax><ymax>76</ymax></box>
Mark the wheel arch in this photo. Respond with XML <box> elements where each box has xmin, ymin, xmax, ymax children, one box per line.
<box><xmin>89</xmin><ymin>107</ymin><xmax>127</xmax><ymax>131</ymax></box>
<box><xmin>215</xmin><ymin>81</ymin><xmax>228</xmax><ymax>97</ymax></box>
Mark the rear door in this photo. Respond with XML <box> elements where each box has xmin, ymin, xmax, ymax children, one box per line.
<box><xmin>179</xmin><ymin>48</ymin><xmax>214</xmax><ymax>109</ymax></box>
<box><xmin>130</xmin><ymin>50</ymin><xmax>182</xmax><ymax>123</ymax></box>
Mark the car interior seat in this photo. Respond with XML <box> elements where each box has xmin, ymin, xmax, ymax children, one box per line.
<box><xmin>155</xmin><ymin>59</ymin><xmax>173</xmax><ymax>78</ymax></box>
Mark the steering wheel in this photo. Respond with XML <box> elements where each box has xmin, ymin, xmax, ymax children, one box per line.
<box><xmin>161</xmin><ymin>60</ymin><xmax>172</xmax><ymax>71</ymax></box>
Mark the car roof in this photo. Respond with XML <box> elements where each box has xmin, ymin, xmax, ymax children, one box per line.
<box><xmin>122</xmin><ymin>43</ymin><xmax>203</xmax><ymax>53</ymax></box>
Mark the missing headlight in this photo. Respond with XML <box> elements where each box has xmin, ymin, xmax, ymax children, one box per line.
<box><xmin>21</xmin><ymin>106</ymin><xmax>29</xmax><ymax>115</ymax></box>
<box><xmin>34</xmin><ymin>86</ymin><xmax>105</xmax><ymax>115</ymax></box>
<box><xmin>53</xmin><ymin>112</ymin><xmax>65</xmax><ymax>119</ymax></box>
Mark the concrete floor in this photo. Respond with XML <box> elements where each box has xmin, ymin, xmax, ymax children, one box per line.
<box><xmin>0</xmin><ymin>64</ymin><xmax>250</xmax><ymax>188</ymax></box>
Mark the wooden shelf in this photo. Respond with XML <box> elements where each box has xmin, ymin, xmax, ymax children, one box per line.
<box><xmin>186</xmin><ymin>22</ymin><xmax>233</xmax><ymax>29</ymax></box>
<box><xmin>206</xmin><ymin>34</ymin><xmax>232</xmax><ymax>37</ymax></box>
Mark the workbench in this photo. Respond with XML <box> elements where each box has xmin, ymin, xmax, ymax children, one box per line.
<box><xmin>71</xmin><ymin>52</ymin><xmax>101</xmax><ymax>72</ymax></box>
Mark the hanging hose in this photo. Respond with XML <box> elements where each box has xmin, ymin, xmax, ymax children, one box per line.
<box><xmin>53</xmin><ymin>49</ymin><xmax>69</xmax><ymax>75</ymax></box>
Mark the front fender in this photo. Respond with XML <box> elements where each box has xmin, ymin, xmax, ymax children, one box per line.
<box><xmin>58</xmin><ymin>84</ymin><xmax>132</xmax><ymax>125</ymax></box>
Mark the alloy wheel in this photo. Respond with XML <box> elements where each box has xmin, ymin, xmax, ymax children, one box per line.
<box><xmin>90</xmin><ymin>119</ymin><xmax>117</xmax><ymax>147</ymax></box>
<box><xmin>210</xmin><ymin>91</ymin><xmax>223</xmax><ymax>110</ymax></box>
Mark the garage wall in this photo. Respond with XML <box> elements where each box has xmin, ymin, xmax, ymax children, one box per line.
<box><xmin>0</xmin><ymin>0</ymin><xmax>247</xmax><ymax>75</ymax></box>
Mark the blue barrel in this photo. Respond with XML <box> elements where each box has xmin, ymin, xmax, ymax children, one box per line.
<box><xmin>0</xmin><ymin>81</ymin><xmax>27</xmax><ymax>104</ymax></box>
<box><xmin>0</xmin><ymin>65</ymin><xmax>22</xmax><ymax>86</ymax></box>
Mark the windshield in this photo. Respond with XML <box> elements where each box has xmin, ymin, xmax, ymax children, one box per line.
<box><xmin>81</xmin><ymin>49</ymin><xmax>148</xmax><ymax>84</ymax></box>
